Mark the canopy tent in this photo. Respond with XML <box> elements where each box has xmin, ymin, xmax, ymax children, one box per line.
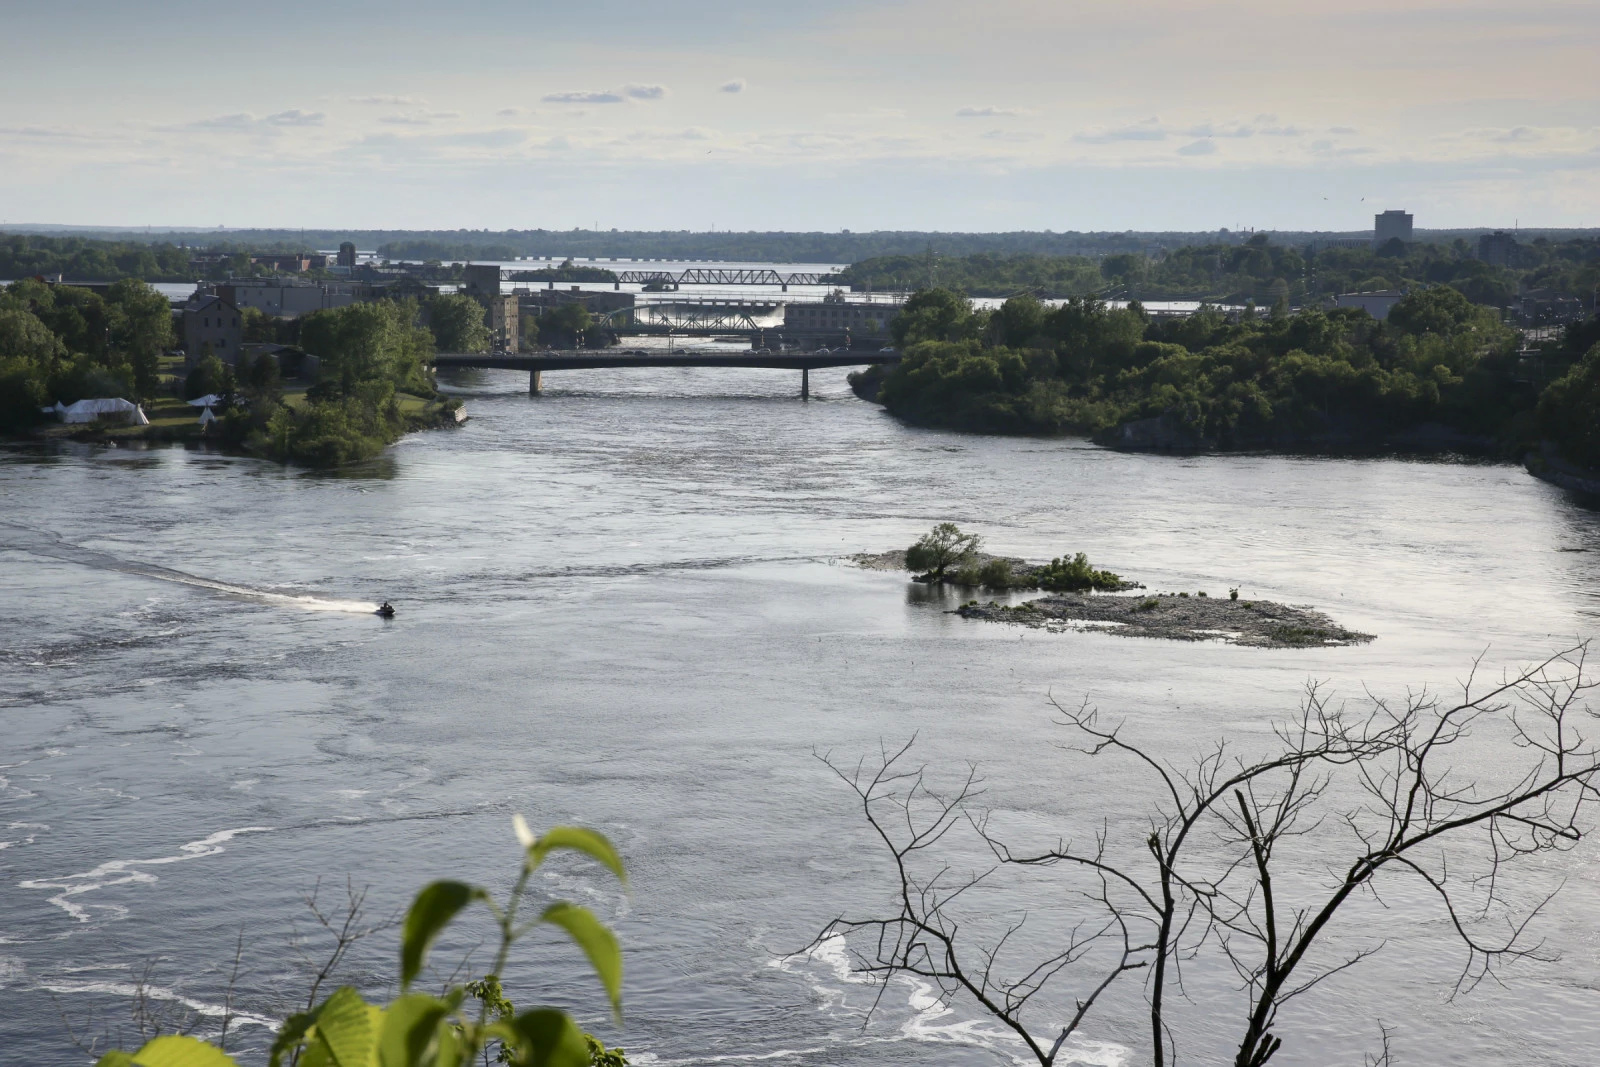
<box><xmin>187</xmin><ymin>394</ymin><xmax>223</xmax><ymax>408</ymax></box>
<box><xmin>60</xmin><ymin>398</ymin><xmax>149</xmax><ymax>425</ymax></box>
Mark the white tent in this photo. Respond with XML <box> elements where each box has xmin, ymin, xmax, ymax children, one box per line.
<box><xmin>60</xmin><ymin>398</ymin><xmax>149</xmax><ymax>425</ymax></box>
<box><xmin>187</xmin><ymin>394</ymin><xmax>223</xmax><ymax>407</ymax></box>
<box><xmin>198</xmin><ymin>407</ymin><xmax>217</xmax><ymax>426</ymax></box>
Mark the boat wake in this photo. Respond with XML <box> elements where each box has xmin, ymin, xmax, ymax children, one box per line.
<box><xmin>0</xmin><ymin>521</ymin><xmax>379</xmax><ymax>614</ymax></box>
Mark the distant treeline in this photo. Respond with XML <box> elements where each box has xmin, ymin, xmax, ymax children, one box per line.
<box><xmin>0</xmin><ymin>234</ymin><xmax>195</xmax><ymax>282</ymax></box>
<box><xmin>19</xmin><ymin>226</ymin><xmax>1600</xmax><ymax>266</ymax></box>
<box><xmin>856</xmin><ymin>286</ymin><xmax>1600</xmax><ymax>468</ymax></box>
<box><xmin>842</xmin><ymin>235</ymin><xmax>1600</xmax><ymax>307</ymax></box>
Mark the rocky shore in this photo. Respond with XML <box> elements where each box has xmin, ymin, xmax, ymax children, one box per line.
<box><xmin>958</xmin><ymin>592</ymin><xmax>1374</xmax><ymax>648</ymax></box>
<box><xmin>850</xmin><ymin>548</ymin><xmax>1372</xmax><ymax>648</ymax></box>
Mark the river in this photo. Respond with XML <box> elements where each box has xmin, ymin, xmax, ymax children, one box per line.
<box><xmin>3</xmin><ymin>364</ymin><xmax>1599</xmax><ymax>1066</ymax></box>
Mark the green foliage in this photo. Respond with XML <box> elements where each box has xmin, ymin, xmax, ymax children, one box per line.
<box><xmin>428</xmin><ymin>293</ymin><xmax>493</xmax><ymax>353</ymax></box>
<box><xmin>978</xmin><ymin>558</ymin><xmax>1017</xmax><ymax>589</ymax></box>
<box><xmin>874</xmin><ymin>286</ymin><xmax>1529</xmax><ymax>447</ymax></box>
<box><xmin>889</xmin><ymin>288</ymin><xmax>978</xmax><ymax>346</ymax></box>
<box><xmin>1035</xmin><ymin>553</ymin><xmax>1122</xmax><ymax>592</ymax></box>
<box><xmin>0</xmin><ymin>278</ymin><xmax>173</xmax><ymax>413</ymax></box>
<box><xmin>94</xmin><ymin>821</ymin><xmax>628</xmax><ymax>1067</ymax></box>
<box><xmin>302</xmin><ymin>299</ymin><xmax>434</xmax><ymax>402</ymax></box>
<box><xmin>538</xmin><ymin>304</ymin><xmax>599</xmax><ymax>348</ymax></box>
<box><xmin>184</xmin><ymin>352</ymin><xmax>234</xmax><ymax>401</ymax></box>
<box><xmin>1538</xmin><ymin>343</ymin><xmax>1600</xmax><ymax>469</ymax></box>
<box><xmin>0</xmin><ymin>231</ymin><xmax>194</xmax><ymax>282</ymax></box>
<box><xmin>904</xmin><ymin>523</ymin><xmax>980</xmax><ymax>581</ymax></box>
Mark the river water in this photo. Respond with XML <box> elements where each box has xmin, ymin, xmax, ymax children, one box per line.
<box><xmin>4</xmin><ymin>365</ymin><xmax>1600</xmax><ymax>1066</ymax></box>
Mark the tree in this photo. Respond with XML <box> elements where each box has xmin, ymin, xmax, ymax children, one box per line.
<box><xmin>89</xmin><ymin>820</ymin><xmax>628</xmax><ymax>1067</ymax></box>
<box><xmin>540</xmin><ymin>304</ymin><xmax>595</xmax><ymax>348</ymax></box>
<box><xmin>1538</xmin><ymin>342</ymin><xmax>1600</xmax><ymax>469</ymax></box>
<box><xmin>429</xmin><ymin>293</ymin><xmax>493</xmax><ymax>353</ymax></box>
<box><xmin>813</xmin><ymin>647</ymin><xmax>1600</xmax><ymax>1067</ymax></box>
<box><xmin>903</xmin><ymin>522</ymin><xmax>980</xmax><ymax>581</ymax></box>
<box><xmin>104</xmin><ymin>279</ymin><xmax>174</xmax><ymax>400</ymax></box>
<box><xmin>184</xmin><ymin>349</ymin><xmax>234</xmax><ymax>401</ymax></box>
<box><xmin>891</xmin><ymin>288</ymin><xmax>977</xmax><ymax>347</ymax></box>
<box><xmin>301</xmin><ymin>299</ymin><xmax>434</xmax><ymax>402</ymax></box>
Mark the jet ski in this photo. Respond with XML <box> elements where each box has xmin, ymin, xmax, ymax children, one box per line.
<box><xmin>376</xmin><ymin>601</ymin><xmax>396</xmax><ymax>618</ymax></box>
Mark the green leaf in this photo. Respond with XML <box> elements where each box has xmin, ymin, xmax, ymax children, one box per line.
<box><xmin>401</xmin><ymin>881</ymin><xmax>487</xmax><ymax>990</ymax></box>
<box><xmin>528</xmin><ymin>827</ymin><xmax>626</xmax><ymax>884</ymax></box>
<box><xmin>378</xmin><ymin>992</ymin><xmax>454</xmax><ymax>1067</ymax></box>
<box><xmin>268</xmin><ymin>1010</ymin><xmax>320</xmax><ymax>1067</ymax></box>
<box><xmin>539</xmin><ymin>903</ymin><xmax>623</xmax><ymax>1019</ymax></box>
<box><xmin>130</xmin><ymin>1035</ymin><xmax>243</xmax><ymax>1067</ymax></box>
<box><xmin>494</xmin><ymin>1009</ymin><xmax>590</xmax><ymax>1067</ymax></box>
<box><xmin>94</xmin><ymin>1053</ymin><xmax>137</xmax><ymax>1067</ymax></box>
<box><xmin>311</xmin><ymin>986</ymin><xmax>381</xmax><ymax>1067</ymax></box>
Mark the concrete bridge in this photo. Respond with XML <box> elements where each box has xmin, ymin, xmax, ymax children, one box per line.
<box><xmin>433</xmin><ymin>349</ymin><xmax>900</xmax><ymax>398</ymax></box>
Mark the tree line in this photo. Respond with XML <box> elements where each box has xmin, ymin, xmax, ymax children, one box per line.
<box><xmin>856</xmin><ymin>286</ymin><xmax>1600</xmax><ymax>467</ymax></box>
<box><xmin>840</xmin><ymin>232</ymin><xmax>1600</xmax><ymax>307</ymax></box>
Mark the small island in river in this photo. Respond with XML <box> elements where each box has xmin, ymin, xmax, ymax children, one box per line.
<box><xmin>853</xmin><ymin>524</ymin><xmax>1374</xmax><ymax>649</ymax></box>
<box><xmin>957</xmin><ymin>592</ymin><xmax>1374</xmax><ymax>648</ymax></box>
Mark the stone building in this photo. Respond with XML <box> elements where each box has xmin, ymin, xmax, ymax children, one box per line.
<box><xmin>183</xmin><ymin>294</ymin><xmax>244</xmax><ymax>366</ymax></box>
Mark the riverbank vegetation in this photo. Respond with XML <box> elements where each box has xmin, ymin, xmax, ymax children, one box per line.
<box><xmin>243</xmin><ymin>299</ymin><xmax>448</xmax><ymax>467</ymax></box>
<box><xmin>855</xmin><ymin>286</ymin><xmax>1600</xmax><ymax>456</ymax></box>
<box><xmin>0</xmin><ymin>278</ymin><xmax>173</xmax><ymax>429</ymax></box>
<box><xmin>1</xmin><ymin>279</ymin><xmax>460</xmax><ymax>468</ymax></box>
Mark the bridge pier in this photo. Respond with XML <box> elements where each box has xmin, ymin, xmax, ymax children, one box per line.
<box><xmin>801</xmin><ymin>367</ymin><xmax>810</xmax><ymax>400</ymax></box>
<box><xmin>529</xmin><ymin>370</ymin><xmax>542</xmax><ymax>396</ymax></box>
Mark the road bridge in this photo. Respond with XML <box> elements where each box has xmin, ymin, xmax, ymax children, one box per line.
<box><xmin>433</xmin><ymin>349</ymin><xmax>899</xmax><ymax>398</ymax></box>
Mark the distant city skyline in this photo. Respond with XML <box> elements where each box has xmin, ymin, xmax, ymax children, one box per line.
<box><xmin>3</xmin><ymin>0</ymin><xmax>1596</xmax><ymax>231</ymax></box>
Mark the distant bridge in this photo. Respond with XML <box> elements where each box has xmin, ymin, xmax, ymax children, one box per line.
<box><xmin>503</xmin><ymin>267</ymin><xmax>843</xmax><ymax>288</ymax></box>
<box><xmin>433</xmin><ymin>349</ymin><xmax>899</xmax><ymax>398</ymax></box>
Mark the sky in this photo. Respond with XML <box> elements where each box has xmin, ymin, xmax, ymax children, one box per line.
<box><xmin>1</xmin><ymin>0</ymin><xmax>1596</xmax><ymax>232</ymax></box>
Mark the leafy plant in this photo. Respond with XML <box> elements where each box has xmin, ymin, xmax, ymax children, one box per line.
<box><xmin>91</xmin><ymin>818</ymin><xmax>627</xmax><ymax>1067</ymax></box>
<box><xmin>904</xmin><ymin>523</ymin><xmax>981</xmax><ymax>582</ymax></box>
<box><xmin>1034</xmin><ymin>552</ymin><xmax>1122</xmax><ymax>592</ymax></box>
<box><xmin>978</xmin><ymin>557</ymin><xmax>1018</xmax><ymax>590</ymax></box>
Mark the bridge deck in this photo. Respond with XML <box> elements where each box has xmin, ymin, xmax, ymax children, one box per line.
<box><xmin>434</xmin><ymin>350</ymin><xmax>899</xmax><ymax>372</ymax></box>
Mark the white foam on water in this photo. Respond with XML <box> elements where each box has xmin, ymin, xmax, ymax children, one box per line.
<box><xmin>36</xmin><ymin>978</ymin><xmax>278</xmax><ymax>1030</ymax></box>
<box><xmin>770</xmin><ymin>933</ymin><xmax>1131</xmax><ymax>1067</ymax></box>
<box><xmin>18</xmin><ymin>827</ymin><xmax>273</xmax><ymax>923</ymax></box>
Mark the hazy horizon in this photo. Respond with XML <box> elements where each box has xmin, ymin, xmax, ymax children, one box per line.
<box><xmin>3</xmin><ymin>0</ymin><xmax>1596</xmax><ymax>231</ymax></box>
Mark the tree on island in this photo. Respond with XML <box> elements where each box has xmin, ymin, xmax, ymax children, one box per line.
<box><xmin>904</xmin><ymin>522</ymin><xmax>980</xmax><ymax>581</ymax></box>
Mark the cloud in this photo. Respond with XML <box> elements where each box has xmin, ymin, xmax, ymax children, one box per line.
<box><xmin>1329</xmin><ymin>126</ymin><xmax>1358</xmax><ymax>135</ymax></box>
<box><xmin>544</xmin><ymin>90</ymin><xmax>626</xmax><ymax>104</ymax></box>
<box><xmin>1492</xmin><ymin>126</ymin><xmax>1541</xmax><ymax>143</ymax></box>
<box><xmin>542</xmin><ymin>85</ymin><xmax>665</xmax><ymax>104</ymax></box>
<box><xmin>351</xmin><ymin>95</ymin><xmax>423</xmax><ymax>106</ymax></box>
<box><xmin>497</xmin><ymin>107</ymin><xmax>526</xmax><ymax>117</ymax></box>
<box><xmin>720</xmin><ymin>79</ymin><xmax>746</xmax><ymax>93</ymax></box>
<box><xmin>1074</xmin><ymin>118</ymin><xmax>1165</xmax><ymax>143</ymax></box>
<box><xmin>378</xmin><ymin>110</ymin><xmax>460</xmax><ymax>126</ymax></box>
<box><xmin>981</xmin><ymin>129</ymin><xmax>1041</xmax><ymax>142</ymax></box>
<box><xmin>1177</xmin><ymin>139</ymin><xmax>1217</xmax><ymax>156</ymax></box>
<box><xmin>956</xmin><ymin>106</ymin><xmax>1025</xmax><ymax>118</ymax></box>
<box><xmin>264</xmin><ymin>110</ymin><xmax>325</xmax><ymax>127</ymax></box>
